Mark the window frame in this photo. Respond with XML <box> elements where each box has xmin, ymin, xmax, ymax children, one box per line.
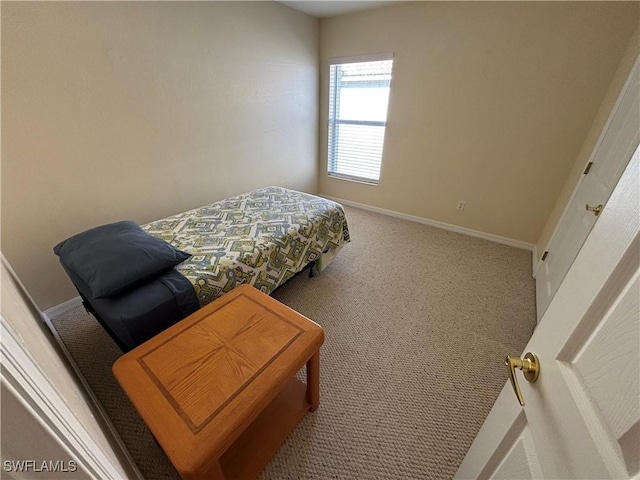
<box><xmin>327</xmin><ymin>53</ymin><xmax>394</xmax><ymax>186</ymax></box>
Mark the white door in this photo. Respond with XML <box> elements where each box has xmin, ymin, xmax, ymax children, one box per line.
<box><xmin>456</xmin><ymin>148</ymin><xmax>639</xmax><ymax>479</ymax></box>
<box><xmin>535</xmin><ymin>59</ymin><xmax>639</xmax><ymax>321</ymax></box>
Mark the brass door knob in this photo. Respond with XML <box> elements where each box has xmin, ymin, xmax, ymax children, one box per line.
<box><xmin>585</xmin><ymin>203</ymin><xmax>603</xmax><ymax>216</ymax></box>
<box><xmin>505</xmin><ymin>352</ymin><xmax>540</xmax><ymax>406</ymax></box>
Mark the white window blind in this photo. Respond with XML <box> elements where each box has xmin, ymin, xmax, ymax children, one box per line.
<box><xmin>328</xmin><ymin>54</ymin><xmax>394</xmax><ymax>185</ymax></box>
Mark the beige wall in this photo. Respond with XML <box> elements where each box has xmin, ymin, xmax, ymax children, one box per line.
<box><xmin>318</xmin><ymin>2</ymin><xmax>639</xmax><ymax>244</ymax></box>
<box><xmin>536</xmin><ymin>26</ymin><xmax>640</xmax><ymax>256</ymax></box>
<box><xmin>1</xmin><ymin>2</ymin><xmax>319</xmax><ymax>310</ymax></box>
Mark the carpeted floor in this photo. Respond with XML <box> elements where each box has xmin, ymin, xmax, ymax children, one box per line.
<box><xmin>50</xmin><ymin>205</ymin><xmax>537</xmax><ymax>479</ymax></box>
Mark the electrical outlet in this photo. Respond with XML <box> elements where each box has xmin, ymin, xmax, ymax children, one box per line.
<box><xmin>457</xmin><ymin>200</ymin><xmax>466</xmax><ymax>211</ymax></box>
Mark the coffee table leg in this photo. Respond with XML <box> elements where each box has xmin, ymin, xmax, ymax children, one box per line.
<box><xmin>306</xmin><ymin>351</ymin><xmax>320</xmax><ymax>411</ymax></box>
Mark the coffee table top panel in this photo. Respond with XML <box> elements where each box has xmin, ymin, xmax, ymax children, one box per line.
<box><xmin>139</xmin><ymin>294</ymin><xmax>303</xmax><ymax>430</ymax></box>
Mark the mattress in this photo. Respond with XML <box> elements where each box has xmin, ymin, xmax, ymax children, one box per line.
<box><xmin>141</xmin><ymin>186</ymin><xmax>351</xmax><ymax>307</ymax></box>
<box><xmin>60</xmin><ymin>262</ymin><xmax>199</xmax><ymax>351</ymax></box>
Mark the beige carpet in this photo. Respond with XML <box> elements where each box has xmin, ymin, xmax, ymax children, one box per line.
<box><xmin>50</xmin><ymin>205</ymin><xmax>537</xmax><ymax>479</ymax></box>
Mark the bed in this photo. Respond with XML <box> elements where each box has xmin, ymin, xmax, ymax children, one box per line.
<box><xmin>54</xmin><ymin>187</ymin><xmax>350</xmax><ymax>351</ymax></box>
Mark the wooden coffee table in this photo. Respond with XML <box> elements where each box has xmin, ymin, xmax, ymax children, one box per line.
<box><xmin>112</xmin><ymin>284</ymin><xmax>324</xmax><ymax>480</ymax></box>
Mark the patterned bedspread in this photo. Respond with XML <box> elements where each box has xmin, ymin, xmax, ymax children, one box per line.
<box><xmin>142</xmin><ymin>187</ymin><xmax>350</xmax><ymax>307</ymax></box>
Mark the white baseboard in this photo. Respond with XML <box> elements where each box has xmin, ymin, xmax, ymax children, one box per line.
<box><xmin>323</xmin><ymin>195</ymin><xmax>535</xmax><ymax>252</ymax></box>
<box><xmin>44</xmin><ymin>296</ymin><xmax>83</xmax><ymax>320</ymax></box>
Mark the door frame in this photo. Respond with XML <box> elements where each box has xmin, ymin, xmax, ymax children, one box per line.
<box><xmin>1</xmin><ymin>256</ymin><xmax>143</xmax><ymax>480</ymax></box>
<box><xmin>1</xmin><ymin>317</ymin><xmax>135</xmax><ymax>479</ymax></box>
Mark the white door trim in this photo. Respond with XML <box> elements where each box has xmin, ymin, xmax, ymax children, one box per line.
<box><xmin>40</xmin><ymin>312</ymin><xmax>145</xmax><ymax>480</ymax></box>
<box><xmin>1</xmin><ymin>317</ymin><xmax>132</xmax><ymax>479</ymax></box>
<box><xmin>533</xmin><ymin>56</ymin><xmax>639</xmax><ymax>278</ymax></box>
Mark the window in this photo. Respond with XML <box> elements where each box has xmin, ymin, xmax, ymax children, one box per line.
<box><xmin>328</xmin><ymin>54</ymin><xmax>394</xmax><ymax>185</ymax></box>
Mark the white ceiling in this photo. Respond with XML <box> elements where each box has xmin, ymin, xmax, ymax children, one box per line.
<box><xmin>278</xmin><ymin>1</ymin><xmax>402</xmax><ymax>19</ymax></box>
